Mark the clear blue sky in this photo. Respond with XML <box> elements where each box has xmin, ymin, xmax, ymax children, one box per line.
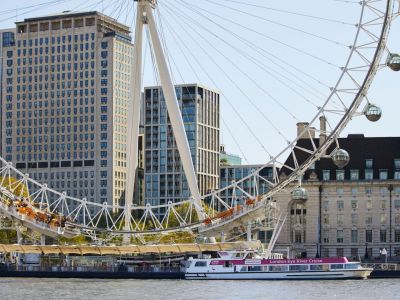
<box><xmin>1</xmin><ymin>0</ymin><xmax>400</xmax><ymax>164</ymax></box>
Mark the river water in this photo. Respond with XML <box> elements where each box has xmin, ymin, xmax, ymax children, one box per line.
<box><xmin>0</xmin><ymin>278</ymin><xmax>398</xmax><ymax>300</ymax></box>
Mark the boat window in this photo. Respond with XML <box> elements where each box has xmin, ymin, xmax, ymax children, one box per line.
<box><xmin>194</xmin><ymin>261</ymin><xmax>207</xmax><ymax>267</ymax></box>
<box><xmin>310</xmin><ymin>265</ymin><xmax>324</xmax><ymax>271</ymax></box>
<box><xmin>330</xmin><ymin>264</ymin><xmax>344</xmax><ymax>270</ymax></box>
<box><xmin>289</xmin><ymin>265</ymin><xmax>308</xmax><ymax>271</ymax></box>
<box><xmin>269</xmin><ymin>265</ymin><xmax>289</xmax><ymax>272</ymax></box>
<box><xmin>240</xmin><ymin>266</ymin><xmax>248</xmax><ymax>272</ymax></box>
<box><xmin>234</xmin><ymin>253</ymin><xmax>244</xmax><ymax>259</ymax></box>
<box><xmin>345</xmin><ymin>263</ymin><xmax>359</xmax><ymax>269</ymax></box>
<box><xmin>248</xmin><ymin>266</ymin><xmax>262</xmax><ymax>272</ymax></box>
<box><xmin>224</xmin><ymin>261</ymin><xmax>233</xmax><ymax>268</ymax></box>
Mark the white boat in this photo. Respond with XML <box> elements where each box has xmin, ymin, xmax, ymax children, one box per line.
<box><xmin>184</xmin><ymin>249</ymin><xmax>372</xmax><ymax>280</ymax></box>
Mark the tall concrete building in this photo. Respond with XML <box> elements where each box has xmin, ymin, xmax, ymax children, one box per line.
<box><xmin>0</xmin><ymin>29</ymin><xmax>16</xmax><ymax>155</ymax></box>
<box><xmin>1</xmin><ymin>11</ymin><xmax>133</xmax><ymax>213</ymax></box>
<box><xmin>276</xmin><ymin>132</ymin><xmax>400</xmax><ymax>261</ymax></box>
<box><xmin>143</xmin><ymin>84</ymin><xmax>220</xmax><ymax>211</ymax></box>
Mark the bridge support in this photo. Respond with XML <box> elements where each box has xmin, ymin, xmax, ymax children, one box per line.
<box><xmin>247</xmin><ymin>222</ymin><xmax>252</xmax><ymax>242</ymax></box>
<box><xmin>40</xmin><ymin>234</ymin><xmax>46</xmax><ymax>246</ymax></box>
<box><xmin>16</xmin><ymin>225</ymin><xmax>22</xmax><ymax>245</ymax></box>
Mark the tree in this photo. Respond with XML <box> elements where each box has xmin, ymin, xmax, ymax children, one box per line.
<box><xmin>0</xmin><ymin>176</ymin><xmax>30</xmax><ymax>198</ymax></box>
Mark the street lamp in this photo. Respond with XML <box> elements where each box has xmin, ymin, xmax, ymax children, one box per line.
<box><xmin>388</xmin><ymin>184</ymin><xmax>393</xmax><ymax>260</ymax></box>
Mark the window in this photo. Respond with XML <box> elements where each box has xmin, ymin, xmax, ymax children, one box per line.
<box><xmin>379</xmin><ymin>170</ymin><xmax>388</xmax><ymax>180</ymax></box>
<box><xmin>323</xmin><ymin>200</ymin><xmax>329</xmax><ymax>211</ymax></box>
<box><xmin>323</xmin><ymin>229</ymin><xmax>330</xmax><ymax>243</ymax></box>
<box><xmin>351</xmin><ymin>213</ymin><xmax>358</xmax><ymax>224</ymax></box>
<box><xmin>337</xmin><ymin>200</ymin><xmax>344</xmax><ymax>210</ymax></box>
<box><xmin>395</xmin><ymin>199</ymin><xmax>400</xmax><ymax>209</ymax></box>
<box><xmin>380</xmin><ymin>230</ymin><xmax>387</xmax><ymax>242</ymax></box>
<box><xmin>336</xmin><ymin>170</ymin><xmax>345</xmax><ymax>181</ymax></box>
<box><xmin>366</xmin><ymin>230</ymin><xmax>373</xmax><ymax>243</ymax></box>
<box><xmin>365</xmin><ymin>169</ymin><xmax>373</xmax><ymax>180</ymax></box>
<box><xmin>337</xmin><ymin>230</ymin><xmax>343</xmax><ymax>243</ymax></box>
<box><xmin>323</xmin><ymin>170</ymin><xmax>330</xmax><ymax>181</ymax></box>
<box><xmin>336</xmin><ymin>188</ymin><xmax>344</xmax><ymax>197</ymax></box>
<box><xmin>395</xmin><ymin>230</ymin><xmax>400</xmax><ymax>242</ymax></box>
<box><xmin>396</xmin><ymin>213</ymin><xmax>400</xmax><ymax>224</ymax></box>
<box><xmin>351</xmin><ymin>248</ymin><xmax>358</xmax><ymax>257</ymax></box>
<box><xmin>351</xmin><ymin>199</ymin><xmax>358</xmax><ymax>209</ymax></box>
<box><xmin>351</xmin><ymin>188</ymin><xmax>358</xmax><ymax>197</ymax></box>
<box><xmin>289</xmin><ymin>265</ymin><xmax>308</xmax><ymax>271</ymax></box>
<box><xmin>366</xmin><ymin>199</ymin><xmax>372</xmax><ymax>209</ymax></box>
<box><xmin>351</xmin><ymin>230</ymin><xmax>358</xmax><ymax>243</ymax></box>
<box><xmin>194</xmin><ymin>261</ymin><xmax>207</xmax><ymax>267</ymax></box>
<box><xmin>380</xmin><ymin>200</ymin><xmax>387</xmax><ymax>210</ymax></box>
<box><xmin>380</xmin><ymin>213</ymin><xmax>386</xmax><ymax>224</ymax></box>
<box><xmin>394</xmin><ymin>159</ymin><xmax>400</xmax><ymax>169</ymax></box>
<box><xmin>336</xmin><ymin>248</ymin><xmax>344</xmax><ymax>257</ymax></box>
<box><xmin>366</xmin><ymin>213</ymin><xmax>372</xmax><ymax>224</ymax></box>
<box><xmin>365</xmin><ymin>159</ymin><xmax>373</xmax><ymax>169</ymax></box>
<box><xmin>269</xmin><ymin>265</ymin><xmax>288</xmax><ymax>272</ymax></box>
<box><xmin>323</xmin><ymin>214</ymin><xmax>329</xmax><ymax>225</ymax></box>
<box><xmin>337</xmin><ymin>214</ymin><xmax>343</xmax><ymax>225</ymax></box>
<box><xmin>365</xmin><ymin>187</ymin><xmax>372</xmax><ymax>196</ymax></box>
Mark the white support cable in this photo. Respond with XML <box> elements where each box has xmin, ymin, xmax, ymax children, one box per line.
<box><xmin>190</xmin><ymin>0</ymin><xmax>349</xmax><ymax>47</ymax></box>
<box><xmin>161</xmin><ymin>4</ymin><xmax>275</xmax><ymax>154</ymax></box>
<box><xmin>176</xmin><ymin>0</ymin><xmax>325</xmax><ymax>110</ymax></box>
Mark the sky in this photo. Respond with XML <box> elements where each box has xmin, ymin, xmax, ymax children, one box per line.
<box><xmin>1</xmin><ymin>0</ymin><xmax>400</xmax><ymax>165</ymax></box>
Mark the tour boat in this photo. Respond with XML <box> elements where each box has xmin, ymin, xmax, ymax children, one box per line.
<box><xmin>184</xmin><ymin>250</ymin><xmax>372</xmax><ymax>280</ymax></box>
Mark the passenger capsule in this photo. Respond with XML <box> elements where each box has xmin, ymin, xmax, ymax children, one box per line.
<box><xmin>292</xmin><ymin>187</ymin><xmax>308</xmax><ymax>201</ymax></box>
<box><xmin>387</xmin><ymin>53</ymin><xmax>400</xmax><ymax>71</ymax></box>
<box><xmin>363</xmin><ymin>103</ymin><xmax>382</xmax><ymax>122</ymax></box>
<box><xmin>331</xmin><ymin>148</ymin><xmax>350</xmax><ymax>168</ymax></box>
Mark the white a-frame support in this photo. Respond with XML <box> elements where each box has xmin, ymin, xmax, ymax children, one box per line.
<box><xmin>125</xmin><ymin>0</ymin><xmax>205</xmax><ymax>234</ymax></box>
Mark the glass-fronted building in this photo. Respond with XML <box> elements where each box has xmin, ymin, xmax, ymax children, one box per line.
<box><xmin>143</xmin><ymin>84</ymin><xmax>220</xmax><ymax>214</ymax></box>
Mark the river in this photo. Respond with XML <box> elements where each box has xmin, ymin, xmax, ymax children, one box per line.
<box><xmin>0</xmin><ymin>278</ymin><xmax>398</xmax><ymax>300</ymax></box>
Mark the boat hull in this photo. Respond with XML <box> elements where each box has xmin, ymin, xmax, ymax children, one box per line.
<box><xmin>185</xmin><ymin>269</ymin><xmax>372</xmax><ymax>280</ymax></box>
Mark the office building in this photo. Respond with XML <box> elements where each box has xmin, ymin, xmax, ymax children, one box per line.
<box><xmin>0</xmin><ymin>28</ymin><xmax>16</xmax><ymax>155</ymax></box>
<box><xmin>143</xmin><ymin>84</ymin><xmax>220</xmax><ymax>210</ymax></box>
<box><xmin>275</xmin><ymin>131</ymin><xmax>400</xmax><ymax>260</ymax></box>
<box><xmin>1</xmin><ymin>11</ymin><xmax>133</xmax><ymax>212</ymax></box>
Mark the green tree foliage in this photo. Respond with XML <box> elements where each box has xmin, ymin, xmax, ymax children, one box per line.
<box><xmin>58</xmin><ymin>235</ymin><xmax>90</xmax><ymax>245</ymax></box>
<box><xmin>164</xmin><ymin>202</ymin><xmax>217</xmax><ymax>228</ymax></box>
<box><xmin>0</xmin><ymin>229</ymin><xmax>17</xmax><ymax>244</ymax></box>
<box><xmin>0</xmin><ymin>176</ymin><xmax>30</xmax><ymax>198</ymax></box>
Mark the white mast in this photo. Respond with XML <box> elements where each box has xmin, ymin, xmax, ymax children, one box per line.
<box><xmin>125</xmin><ymin>0</ymin><xmax>205</xmax><ymax>239</ymax></box>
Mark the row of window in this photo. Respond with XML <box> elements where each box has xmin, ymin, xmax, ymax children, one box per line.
<box><xmin>322</xmin><ymin>212</ymin><xmax>400</xmax><ymax>225</ymax></box>
<box><xmin>324</xmin><ymin>229</ymin><xmax>400</xmax><ymax>244</ymax></box>
<box><xmin>324</xmin><ymin>198</ymin><xmax>400</xmax><ymax>210</ymax></box>
<box><xmin>322</xmin><ymin>169</ymin><xmax>400</xmax><ymax>181</ymax></box>
<box><xmin>17</xmin><ymin>34</ymin><xmax>98</xmax><ymax>47</ymax></box>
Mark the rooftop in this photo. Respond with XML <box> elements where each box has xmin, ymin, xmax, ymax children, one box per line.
<box><xmin>281</xmin><ymin>134</ymin><xmax>400</xmax><ymax>180</ymax></box>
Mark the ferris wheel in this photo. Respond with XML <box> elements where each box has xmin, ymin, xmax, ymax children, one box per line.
<box><xmin>0</xmin><ymin>0</ymin><xmax>399</xmax><ymax>243</ymax></box>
